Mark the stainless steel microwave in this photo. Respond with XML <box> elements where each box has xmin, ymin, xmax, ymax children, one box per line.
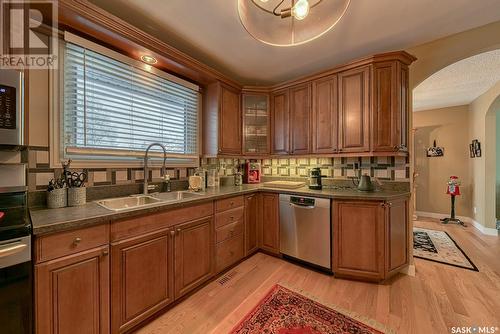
<box><xmin>0</xmin><ymin>70</ymin><xmax>24</xmax><ymax>147</ymax></box>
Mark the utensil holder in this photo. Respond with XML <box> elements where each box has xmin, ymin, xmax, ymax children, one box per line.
<box><xmin>68</xmin><ymin>187</ymin><xmax>86</xmax><ymax>206</ymax></box>
<box><xmin>47</xmin><ymin>188</ymin><xmax>67</xmax><ymax>209</ymax></box>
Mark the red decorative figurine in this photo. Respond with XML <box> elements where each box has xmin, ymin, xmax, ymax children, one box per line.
<box><xmin>441</xmin><ymin>176</ymin><xmax>465</xmax><ymax>226</ymax></box>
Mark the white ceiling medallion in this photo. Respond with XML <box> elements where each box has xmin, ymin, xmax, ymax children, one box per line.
<box><xmin>238</xmin><ymin>0</ymin><xmax>351</xmax><ymax>47</ymax></box>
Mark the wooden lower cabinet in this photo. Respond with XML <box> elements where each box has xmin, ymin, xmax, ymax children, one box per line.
<box><xmin>110</xmin><ymin>229</ymin><xmax>173</xmax><ymax>334</ymax></box>
<box><xmin>333</xmin><ymin>198</ymin><xmax>409</xmax><ymax>281</ymax></box>
<box><xmin>244</xmin><ymin>194</ymin><xmax>259</xmax><ymax>255</ymax></box>
<box><xmin>35</xmin><ymin>246</ymin><xmax>110</xmax><ymax>334</ymax></box>
<box><xmin>174</xmin><ymin>217</ymin><xmax>214</xmax><ymax>299</ymax></box>
<box><xmin>259</xmin><ymin>193</ymin><xmax>280</xmax><ymax>254</ymax></box>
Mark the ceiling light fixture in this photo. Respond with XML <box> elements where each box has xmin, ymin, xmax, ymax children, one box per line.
<box><xmin>141</xmin><ymin>55</ymin><xmax>157</xmax><ymax>64</ymax></box>
<box><xmin>238</xmin><ymin>0</ymin><xmax>351</xmax><ymax>47</ymax></box>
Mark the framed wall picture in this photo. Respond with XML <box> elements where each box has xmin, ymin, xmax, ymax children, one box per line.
<box><xmin>472</xmin><ymin>139</ymin><xmax>481</xmax><ymax>157</ymax></box>
<box><xmin>469</xmin><ymin>144</ymin><xmax>475</xmax><ymax>158</ymax></box>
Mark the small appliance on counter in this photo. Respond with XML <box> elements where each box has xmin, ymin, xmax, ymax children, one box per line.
<box><xmin>308</xmin><ymin>167</ymin><xmax>324</xmax><ymax>190</ymax></box>
<box><xmin>352</xmin><ymin>171</ymin><xmax>375</xmax><ymax>192</ymax></box>
<box><xmin>244</xmin><ymin>161</ymin><xmax>261</xmax><ymax>183</ymax></box>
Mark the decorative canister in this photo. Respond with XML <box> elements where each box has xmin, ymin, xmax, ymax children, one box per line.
<box><xmin>47</xmin><ymin>188</ymin><xmax>67</xmax><ymax>209</ymax></box>
<box><xmin>68</xmin><ymin>187</ymin><xmax>86</xmax><ymax>206</ymax></box>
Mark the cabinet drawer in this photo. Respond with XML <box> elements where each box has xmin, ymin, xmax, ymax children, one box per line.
<box><xmin>216</xmin><ymin>220</ymin><xmax>244</xmax><ymax>244</ymax></box>
<box><xmin>216</xmin><ymin>234</ymin><xmax>244</xmax><ymax>273</ymax></box>
<box><xmin>215</xmin><ymin>196</ymin><xmax>244</xmax><ymax>212</ymax></box>
<box><xmin>35</xmin><ymin>224</ymin><xmax>109</xmax><ymax>263</ymax></box>
<box><xmin>215</xmin><ymin>207</ymin><xmax>244</xmax><ymax>228</ymax></box>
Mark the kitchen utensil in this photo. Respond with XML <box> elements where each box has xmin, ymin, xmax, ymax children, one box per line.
<box><xmin>355</xmin><ymin>174</ymin><xmax>375</xmax><ymax>192</ymax></box>
<box><xmin>68</xmin><ymin>187</ymin><xmax>86</xmax><ymax>206</ymax></box>
<box><xmin>69</xmin><ymin>171</ymin><xmax>87</xmax><ymax>188</ymax></box>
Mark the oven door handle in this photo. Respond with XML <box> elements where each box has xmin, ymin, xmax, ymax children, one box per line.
<box><xmin>289</xmin><ymin>203</ymin><xmax>315</xmax><ymax>209</ymax></box>
<box><xmin>0</xmin><ymin>243</ymin><xmax>27</xmax><ymax>258</ymax></box>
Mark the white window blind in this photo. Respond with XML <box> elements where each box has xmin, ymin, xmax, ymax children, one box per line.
<box><xmin>63</xmin><ymin>42</ymin><xmax>199</xmax><ymax>164</ymax></box>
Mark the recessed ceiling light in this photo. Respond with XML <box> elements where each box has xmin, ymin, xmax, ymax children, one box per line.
<box><xmin>141</xmin><ymin>55</ymin><xmax>157</xmax><ymax>64</ymax></box>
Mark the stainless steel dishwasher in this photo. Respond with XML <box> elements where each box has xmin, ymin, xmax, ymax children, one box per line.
<box><xmin>279</xmin><ymin>194</ymin><xmax>331</xmax><ymax>271</ymax></box>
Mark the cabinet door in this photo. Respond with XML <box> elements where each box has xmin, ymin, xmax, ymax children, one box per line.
<box><xmin>174</xmin><ymin>217</ymin><xmax>214</xmax><ymax>299</ymax></box>
<box><xmin>243</xmin><ymin>94</ymin><xmax>270</xmax><ymax>155</ymax></box>
<box><xmin>289</xmin><ymin>83</ymin><xmax>311</xmax><ymax>154</ymax></box>
<box><xmin>110</xmin><ymin>230</ymin><xmax>173</xmax><ymax>333</ymax></box>
<box><xmin>312</xmin><ymin>75</ymin><xmax>338</xmax><ymax>153</ymax></box>
<box><xmin>271</xmin><ymin>89</ymin><xmax>290</xmax><ymax>154</ymax></box>
<box><xmin>219</xmin><ymin>84</ymin><xmax>242</xmax><ymax>155</ymax></box>
<box><xmin>259</xmin><ymin>193</ymin><xmax>280</xmax><ymax>254</ymax></box>
<box><xmin>385</xmin><ymin>199</ymin><xmax>409</xmax><ymax>275</ymax></box>
<box><xmin>35</xmin><ymin>246</ymin><xmax>110</xmax><ymax>334</ymax></box>
<box><xmin>244</xmin><ymin>194</ymin><xmax>259</xmax><ymax>255</ymax></box>
<box><xmin>333</xmin><ymin>200</ymin><xmax>385</xmax><ymax>281</ymax></box>
<box><xmin>338</xmin><ymin>66</ymin><xmax>370</xmax><ymax>153</ymax></box>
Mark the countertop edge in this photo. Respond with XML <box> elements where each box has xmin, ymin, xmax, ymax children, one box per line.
<box><xmin>30</xmin><ymin>187</ymin><xmax>410</xmax><ymax>236</ymax></box>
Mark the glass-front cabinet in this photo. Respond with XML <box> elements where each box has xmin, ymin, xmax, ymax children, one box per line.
<box><xmin>242</xmin><ymin>94</ymin><xmax>270</xmax><ymax>155</ymax></box>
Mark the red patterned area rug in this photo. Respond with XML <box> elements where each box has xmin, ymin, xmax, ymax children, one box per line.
<box><xmin>230</xmin><ymin>285</ymin><xmax>388</xmax><ymax>334</ymax></box>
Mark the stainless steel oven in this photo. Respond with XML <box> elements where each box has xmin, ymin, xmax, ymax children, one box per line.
<box><xmin>0</xmin><ymin>69</ymin><xmax>24</xmax><ymax>147</ymax></box>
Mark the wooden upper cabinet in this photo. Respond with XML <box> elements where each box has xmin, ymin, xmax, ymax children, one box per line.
<box><xmin>203</xmin><ymin>82</ymin><xmax>241</xmax><ymax>156</ymax></box>
<box><xmin>35</xmin><ymin>246</ymin><xmax>110</xmax><ymax>334</ymax></box>
<box><xmin>271</xmin><ymin>89</ymin><xmax>290</xmax><ymax>154</ymax></box>
<box><xmin>242</xmin><ymin>93</ymin><xmax>270</xmax><ymax>155</ymax></box>
<box><xmin>312</xmin><ymin>75</ymin><xmax>338</xmax><ymax>153</ymax></box>
<box><xmin>259</xmin><ymin>193</ymin><xmax>280</xmax><ymax>254</ymax></box>
<box><xmin>338</xmin><ymin>66</ymin><xmax>371</xmax><ymax>153</ymax></box>
<box><xmin>174</xmin><ymin>217</ymin><xmax>214</xmax><ymax>299</ymax></box>
<box><xmin>110</xmin><ymin>230</ymin><xmax>173</xmax><ymax>334</ymax></box>
<box><xmin>289</xmin><ymin>83</ymin><xmax>311</xmax><ymax>154</ymax></box>
<box><xmin>372</xmin><ymin>61</ymin><xmax>409</xmax><ymax>152</ymax></box>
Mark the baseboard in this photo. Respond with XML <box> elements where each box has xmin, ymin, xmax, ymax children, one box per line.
<box><xmin>415</xmin><ymin>211</ymin><xmax>498</xmax><ymax>236</ymax></box>
<box><xmin>400</xmin><ymin>264</ymin><xmax>415</xmax><ymax>277</ymax></box>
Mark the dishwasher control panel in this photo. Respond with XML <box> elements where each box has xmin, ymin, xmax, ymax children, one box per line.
<box><xmin>290</xmin><ymin>196</ymin><xmax>315</xmax><ymax>206</ymax></box>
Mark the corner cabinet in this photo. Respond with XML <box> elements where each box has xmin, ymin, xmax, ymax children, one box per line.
<box><xmin>271</xmin><ymin>89</ymin><xmax>290</xmax><ymax>155</ymax></box>
<box><xmin>332</xmin><ymin>198</ymin><xmax>409</xmax><ymax>282</ymax></box>
<box><xmin>203</xmin><ymin>82</ymin><xmax>242</xmax><ymax>156</ymax></box>
<box><xmin>242</xmin><ymin>93</ymin><xmax>270</xmax><ymax>155</ymax></box>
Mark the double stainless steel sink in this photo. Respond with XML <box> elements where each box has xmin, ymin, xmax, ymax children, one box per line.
<box><xmin>96</xmin><ymin>191</ymin><xmax>204</xmax><ymax>211</ymax></box>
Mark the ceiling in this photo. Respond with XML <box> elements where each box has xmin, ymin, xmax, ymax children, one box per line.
<box><xmin>413</xmin><ymin>49</ymin><xmax>500</xmax><ymax>112</ymax></box>
<box><xmin>88</xmin><ymin>0</ymin><xmax>500</xmax><ymax>85</ymax></box>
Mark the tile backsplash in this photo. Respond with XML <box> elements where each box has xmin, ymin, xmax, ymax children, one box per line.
<box><xmin>201</xmin><ymin>156</ymin><xmax>409</xmax><ymax>181</ymax></box>
<box><xmin>0</xmin><ymin>147</ymin><xmax>409</xmax><ymax>194</ymax></box>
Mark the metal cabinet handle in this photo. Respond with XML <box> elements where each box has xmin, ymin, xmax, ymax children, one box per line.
<box><xmin>0</xmin><ymin>243</ymin><xmax>27</xmax><ymax>258</ymax></box>
<box><xmin>73</xmin><ymin>237</ymin><xmax>82</xmax><ymax>246</ymax></box>
<box><xmin>170</xmin><ymin>230</ymin><xmax>175</xmax><ymax>237</ymax></box>
<box><xmin>289</xmin><ymin>203</ymin><xmax>314</xmax><ymax>209</ymax></box>
<box><xmin>101</xmin><ymin>249</ymin><xmax>109</xmax><ymax>257</ymax></box>
<box><xmin>176</xmin><ymin>228</ymin><xmax>181</xmax><ymax>234</ymax></box>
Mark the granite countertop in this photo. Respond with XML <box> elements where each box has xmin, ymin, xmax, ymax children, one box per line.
<box><xmin>30</xmin><ymin>184</ymin><xmax>410</xmax><ymax>236</ymax></box>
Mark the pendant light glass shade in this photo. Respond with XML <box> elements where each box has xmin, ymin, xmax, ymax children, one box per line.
<box><xmin>238</xmin><ymin>0</ymin><xmax>351</xmax><ymax>47</ymax></box>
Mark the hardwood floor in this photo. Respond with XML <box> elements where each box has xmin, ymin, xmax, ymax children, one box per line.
<box><xmin>136</xmin><ymin>218</ymin><xmax>500</xmax><ymax>334</ymax></box>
